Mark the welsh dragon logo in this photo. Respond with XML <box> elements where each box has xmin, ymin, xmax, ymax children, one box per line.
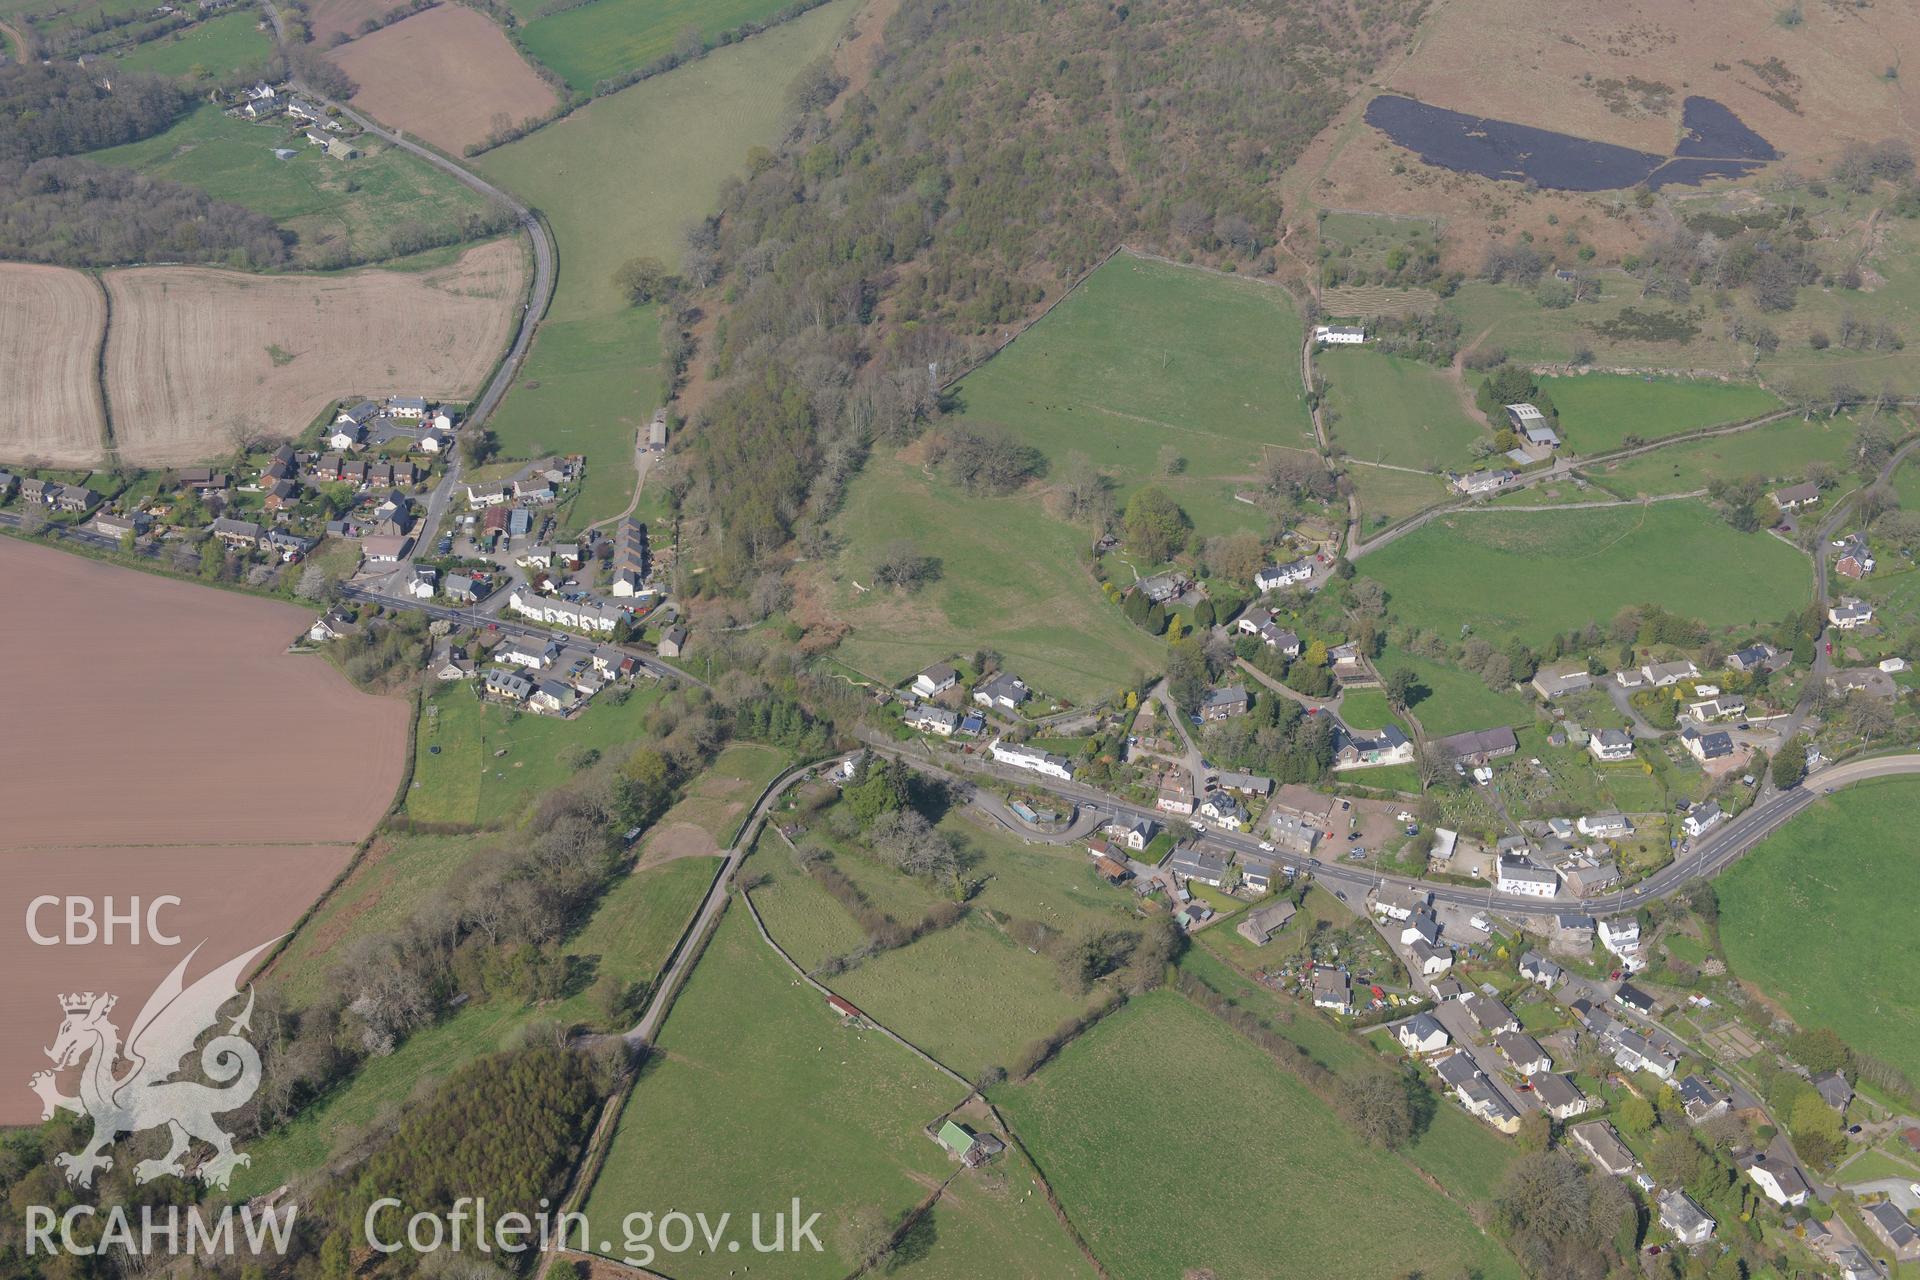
<box><xmin>29</xmin><ymin>938</ymin><xmax>279</xmax><ymax>1190</ymax></box>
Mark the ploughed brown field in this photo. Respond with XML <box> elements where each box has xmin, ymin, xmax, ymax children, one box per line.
<box><xmin>0</xmin><ymin>264</ymin><xmax>107</xmax><ymax>468</ymax></box>
<box><xmin>305</xmin><ymin>0</ymin><xmax>408</xmax><ymax>43</ymax></box>
<box><xmin>0</xmin><ymin>538</ymin><xmax>408</xmax><ymax>1124</ymax></box>
<box><xmin>332</xmin><ymin>5</ymin><xmax>561</xmax><ymax>154</ymax></box>
<box><xmin>103</xmin><ymin>237</ymin><xmax>524</xmax><ymax>467</ymax></box>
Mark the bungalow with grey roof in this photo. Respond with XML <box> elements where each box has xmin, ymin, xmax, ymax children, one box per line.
<box><xmin>1569</xmin><ymin>1122</ymin><xmax>1636</xmax><ymax>1176</ymax></box>
<box><xmin>1464</xmin><ymin>993</ymin><xmax>1519</xmax><ymax>1037</ymax></box>
<box><xmin>1727</xmin><ymin>642</ymin><xmax>1777</xmax><ymax>672</ymax></box>
<box><xmin>1677</xmin><ymin>1075</ymin><xmax>1729</xmax><ymax>1123</ymax></box>
<box><xmin>1863</xmin><ymin>1200</ymin><xmax>1920</xmax><ymax>1259</ymax></box>
<box><xmin>1236</xmin><ymin>900</ymin><xmax>1297</xmax><ymax>946</ymax></box>
<box><xmin>484</xmin><ymin>667</ymin><xmax>534</xmax><ymax>701</ymax></box>
<box><xmin>1641</xmin><ymin>659</ymin><xmax>1699</xmax><ymax>687</ymax></box>
<box><xmin>1530</xmin><ymin>663</ymin><xmax>1592</xmax><ymax>699</ymax></box>
<box><xmin>1334</xmin><ymin>722</ymin><xmax>1414</xmax><ymax>769</ymax></box>
<box><xmin>1433</xmin><ymin>726</ymin><xmax>1517</xmax><ymax>765</ymax></box>
<box><xmin>1772</xmin><ymin>480</ymin><xmax>1820</xmax><ymax>511</ymax></box>
<box><xmin>1167</xmin><ymin>845</ymin><xmax>1232</xmax><ymax>888</ymax></box>
<box><xmin>1213</xmin><ymin>770</ymin><xmax>1273</xmax><ymax>795</ymax></box>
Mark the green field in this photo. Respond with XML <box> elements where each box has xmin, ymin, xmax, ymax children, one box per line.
<box><xmin>752</xmin><ymin>810</ymin><xmax>1134</xmax><ymax>1077</ymax></box>
<box><xmin>582</xmin><ymin>907</ymin><xmax>972</xmax><ymax>1280</ymax></box>
<box><xmin>408</xmin><ymin>680</ymin><xmax>665</xmax><ymax>827</ymax></box>
<box><xmin>1319</xmin><ymin>347</ymin><xmax>1484</xmax><ymax>470</ymax></box>
<box><xmin>476</xmin><ymin>0</ymin><xmax>854</xmax><ymax>525</ymax></box>
<box><xmin>996</xmin><ymin>993</ymin><xmax>1522</xmax><ymax>1280</ymax></box>
<box><xmin>1348</xmin><ymin>461</ymin><xmax>1450</xmax><ymax>528</ymax></box>
<box><xmin>237</xmin><ymin>853</ymin><xmax>719</xmax><ymax>1197</ymax></box>
<box><xmin>638</xmin><ymin>740</ymin><xmax>792</xmax><ymax>854</ymax></box>
<box><xmin>1587</xmin><ymin>413</ymin><xmax>1858</xmax><ymax>499</ymax></box>
<box><xmin>1718</xmin><ymin>778</ymin><xmax>1920</xmax><ymax>1087</ymax></box>
<box><xmin>90</xmin><ymin>103</ymin><xmax>496</xmax><ymax>266</ymax></box>
<box><xmin>482</xmin><ymin>309</ymin><xmax>661</xmax><ymax>533</ymax></box>
<box><xmin>950</xmin><ymin>253</ymin><xmax>1314</xmax><ymax>538</ymax></box>
<box><xmin>826</xmin><ymin>454</ymin><xmax>1166</xmax><ymax>704</ymax></box>
<box><xmin>519</xmin><ymin>0</ymin><xmax>798</xmax><ymax>93</ymax></box>
<box><xmin>1363</xmin><ymin>500</ymin><xmax>1809</xmax><ymax>648</ymax></box>
<box><xmin>1541</xmin><ymin>373</ymin><xmax>1782</xmax><ymax>454</ymax></box>
<box><xmin>1336</xmin><ymin>687</ymin><xmax>1403</xmax><ymax>733</ymax></box>
<box><xmin>107</xmin><ymin>9</ymin><xmax>272</xmax><ymax>79</ymax></box>
<box><xmin>1375</xmin><ymin>643</ymin><xmax>1538</xmax><ymax>737</ymax></box>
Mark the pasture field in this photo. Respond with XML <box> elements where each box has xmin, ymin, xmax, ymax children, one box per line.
<box><xmin>1585</xmin><ymin>413</ymin><xmax>1858</xmax><ymax>499</ymax></box>
<box><xmin>1717</xmin><ymin>778</ymin><xmax>1920</xmax><ymax>1087</ymax></box>
<box><xmin>479</xmin><ymin>0</ymin><xmax>854</xmax><ymax>324</ymax></box>
<box><xmin>822</xmin><ymin>454</ymin><xmax>1166</xmax><ymax>705</ymax></box>
<box><xmin>519</xmin><ymin>0</ymin><xmax>797</xmax><ymax>94</ymax></box>
<box><xmin>1348</xmin><ymin>461</ymin><xmax>1450</xmax><ymax>528</ymax></box>
<box><xmin>102</xmin><ymin>238</ymin><xmax>523</xmax><ymax>466</ymax></box>
<box><xmin>0</xmin><ymin>264</ymin><xmax>105</xmax><ymax>467</ymax></box>
<box><xmin>333</xmin><ymin>5</ymin><xmax>560</xmax><ymax>155</ymax></box>
<box><xmin>1320</xmin><ymin>347</ymin><xmax>1483</xmax><ymax>469</ymax></box>
<box><xmin>107</xmin><ymin>9</ymin><xmax>272</xmax><ymax>78</ymax></box>
<box><xmin>482</xmin><ymin>310</ymin><xmax>661</xmax><ymax>530</ymax></box>
<box><xmin>1892</xmin><ymin>448</ymin><xmax>1920</xmax><ymax>513</ymax></box>
<box><xmin>1362</xmin><ymin>500</ymin><xmax>1808</xmax><ymax>648</ymax></box>
<box><xmin>90</xmin><ymin>104</ymin><xmax>499</xmax><ymax>267</ymax></box>
<box><xmin>583</xmin><ymin>908</ymin><xmax>967</xmax><ymax>1280</ymax></box>
<box><xmin>237</xmin><ymin>853</ymin><xmax>720</xmax><ymax>1197</ymax></box>
<box><xmin>753</xmin><ymin>809</ymin><xmax>1133</xmax><ymax>1076</ymax></box>
<box><xmin>638</xmin><ymin>740</ymin><xmax>792</xmax><ymax>859</ymax></box>
<box><xmin>1374</xmin><ymin>642</ymin><xmax>1538</xmax><ymax>738</ymax></box>
<box><xmin>406</xmin><ymin>678</ymin><xmax>665</xmax><ymax>827</ymax></box>
<box><xmin>1540</xmin><ymin>373</ymin><xmax>1782</xmax><ymax>453</ymax></box>
<box><xmin>476</xmin><ymin>0</ymin><xmax>853</xmax><ymax>523</ymax></box>
<box><xmin>951</xmin><ymin>253</ymin><xmax>1313</xmax><ymax>538</ymax></box>
<box><xmin>996</xmin><ymin>992</ymin><xmax>1523</xmax><ymax>1280</ymax></box>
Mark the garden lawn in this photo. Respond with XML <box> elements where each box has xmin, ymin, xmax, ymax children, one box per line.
<box><xmin>407</xmin><ymin>680</ymin><xmax>664</xmax><ymax>827</ymax></box>
<box><xmin>1363</xmin><ymin>500</ymin><xmax>1808</xmax><ymax>649</ymax></box>
<box><xmin>1716</xmin><ymin>777</ymin><xmax>1920</xmax><ymax>1087</ymax></box>
<box><xmin>1377</xmin><ymin>643</ymin><xmax>1535</xmax><ymax>738</ymax></box>
<box><xmin>108</xmin><ymin>9</ymin><xmax>272</xmax><ymax>79</ymax></box>
<box><xmin>89</xmin><ymin>103</ymin><xmax>495</xmax><ymax>266</ymax></box>
<box><xmin>1542</xmin><ymin>373</ymin><xmax>1781</xmax><ymax>453</ymax></box>
<box><xmin>1588</xmin><ymin>413</ymin><xmax>1856</xmax><ymax>498</ymax></box>
<box><xmin>995</xmin><ymin>992</ymin><xmax>1521</xmax><ymax>1280</ymax></box>
<box><xmin>825</xmin><ymin>454</ymin><xmax>1167</xmax><ymax>704</ymax></box>
<box><xmin>1320</xmin><ymin>347</ymin><xmax>1485</xmax><ymax>470</ymax></box>
<box><xmin>582</xmin><ymin>908</ymin><xmax>967</xmax><ymax>1280</ymax></box>
<box><xmin>950</xmin><ymin>253</ymin><xmax>1313</xmax><ymax>539</ymax></box>
<box><xmin>1336</xmin><ymin>687</ymin><xmax>1401</xmax><ymax>732</ymax></box>
<box><xmin>519</xmin><ymin>0</ymin><xmax>799</xmax><ymax>93</ymax></box>
<box><xmin>474</xmin><ymin>0</ymin><xmax>853</xmax><ymax>525</ymax></box>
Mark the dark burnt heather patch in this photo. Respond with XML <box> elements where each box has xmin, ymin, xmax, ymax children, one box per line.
<box><xmin>1673</xmin><ymin>95</ymin><xmax>1777</xmax><ymax>160</ymax></box>
<box><xmin>1365</xmin><ymin>93</ymin><xmax>1775</xmax><ymax>192</ymax></box>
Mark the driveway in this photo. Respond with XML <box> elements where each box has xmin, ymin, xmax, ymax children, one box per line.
<box><xmin>1607</xmin><ymin>682</ymin><xmax>1666</xmax><ymax>739</ymax></box>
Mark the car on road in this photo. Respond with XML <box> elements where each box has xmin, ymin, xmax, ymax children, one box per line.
<box><xmin>1911</xmin><ymin>1182</ymin><xmax>1920</xmax><ymax>1198</ymax></box>
<box><xmin>1258</xmin><ymin>841</ymin><xmax>1275</xmax><ymax>852</ymax></box>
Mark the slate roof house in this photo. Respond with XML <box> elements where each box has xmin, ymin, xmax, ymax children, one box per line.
<box><xmin>1236</xmin><ymin>900</ymin><xmax>1297</xmax><ymax>946</ymax></box>
<box><xmin>1433</xmin><ymin>726</ymin><xmax>1518</xmax><ymax>765</ymax></box>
